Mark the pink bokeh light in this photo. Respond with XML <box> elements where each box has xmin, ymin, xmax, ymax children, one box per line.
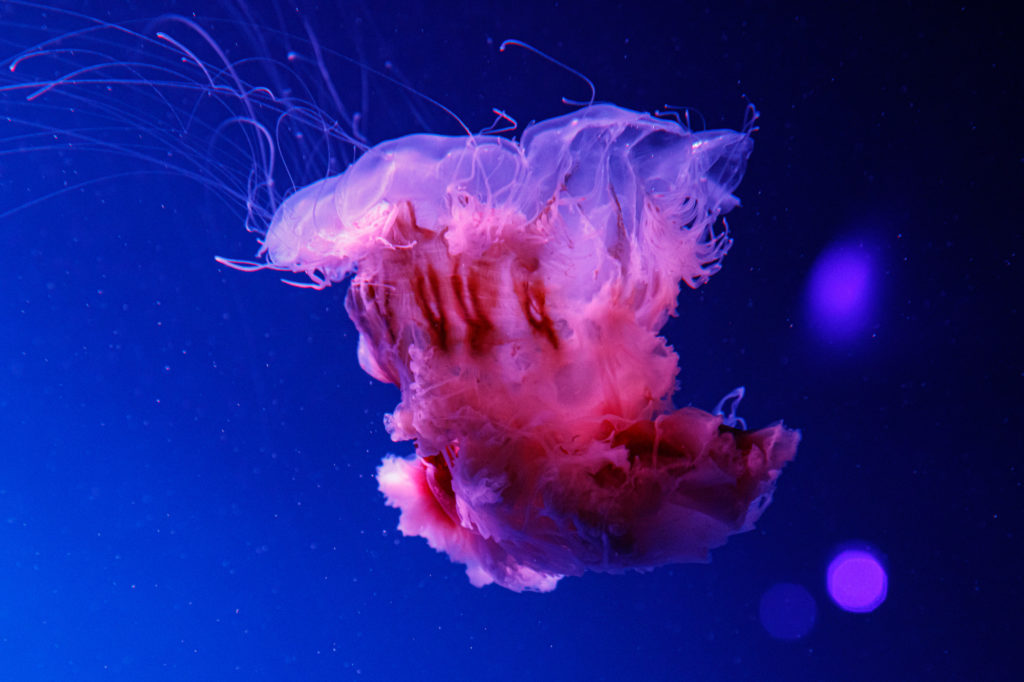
<box><xmin>759</xmin><ymin>582</ymin><xmax>817</xmax><ymax>640</ymax></box>
<box><xmin>805</xmin><ymin>240</ymin><xmax>876</xmax><ymax>342</ymax></box>
<box><xmin>826</xmin><ymin>548</ymin><xmax>888</xmax><ymax>613</ymax></box>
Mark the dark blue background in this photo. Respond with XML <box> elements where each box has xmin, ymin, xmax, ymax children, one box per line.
<box><xmin>1</xmin><ymin>1</ymin><xmax>1019</xmax><ymax>679</ymax></box>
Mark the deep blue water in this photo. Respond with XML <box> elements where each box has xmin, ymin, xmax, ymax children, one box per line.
<box><xmin>1</xmin><ymin>1</ymin><xmax>1019</xmax><ymax>679</ymax></box>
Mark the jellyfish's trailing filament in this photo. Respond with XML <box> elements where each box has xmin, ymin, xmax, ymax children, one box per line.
<box><xmin>257</xmin><ymin>104</ymin><xmax>798</xmax><ymax>592</ymax></box>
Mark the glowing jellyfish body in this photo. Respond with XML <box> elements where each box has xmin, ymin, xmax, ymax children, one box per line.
<box><xmin>262</xmin><ymin>104</ymin><xmax>799</xmax><ymax>591</ymax></box>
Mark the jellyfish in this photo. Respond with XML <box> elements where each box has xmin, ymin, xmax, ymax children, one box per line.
<box><xmin>236</xmin><ymin>102</ymin><xmax>800</xmax><ymax>592</ymax></box>
<box><xmin>0</xmin><ymin>2</ymin><xmax>795</xmax><ymax>590</ymax></box>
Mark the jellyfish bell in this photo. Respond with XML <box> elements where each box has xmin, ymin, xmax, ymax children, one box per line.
<box><xmin>259</xmin><ymin>103</ymin><xmax>799</xmax><ymax>592</ymax></box>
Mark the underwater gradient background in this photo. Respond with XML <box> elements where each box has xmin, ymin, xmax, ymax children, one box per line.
<box><xmin>0</xmin><ymin>0</ymin><xmax>1019</xmax><ymax>679</ymax></box>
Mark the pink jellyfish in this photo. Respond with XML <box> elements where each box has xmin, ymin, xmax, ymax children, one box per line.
<box><xmin>228</xmin><ymin>103</ymin><xmax>799</xmax><ymax>591</ymax></box>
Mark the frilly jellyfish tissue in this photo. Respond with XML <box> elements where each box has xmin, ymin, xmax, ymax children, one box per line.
<box><xmin>246</xmin><ymin>102</ymin><xmax>800</xmax><ymax>592</ymax></box>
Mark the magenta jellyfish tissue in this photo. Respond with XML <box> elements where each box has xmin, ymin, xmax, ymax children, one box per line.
<box><xmin>255</xmin><ymin>104</ymin><xmax>799</xmax><ymax>592</ymax></box>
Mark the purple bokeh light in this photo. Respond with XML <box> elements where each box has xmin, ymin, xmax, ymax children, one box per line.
<box><xmin>826</xmin><ymin>548</ymin><xmax>888</xmax><ymax>613</ymax></box>
<box><xmin>805</xmin><ymin>240</ymin><xmax>876</xmax><ymax>342</ymax></box>
<box><xmin>759</xmin><ymin>582</ymin><xmax>817</xmax><ymax>640</ymax></box>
